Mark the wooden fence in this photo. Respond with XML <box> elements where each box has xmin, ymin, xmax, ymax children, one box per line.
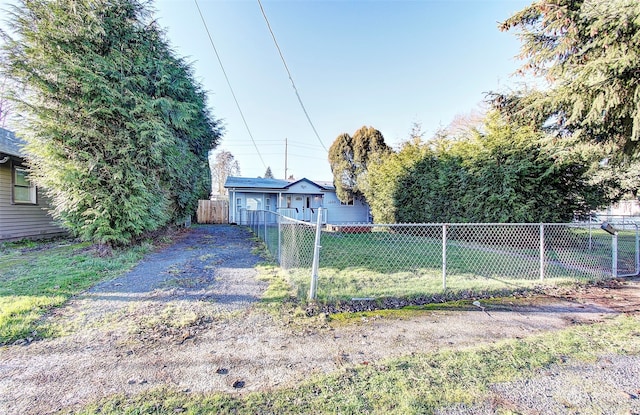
<box><xmin>197</xmin><ymin>199</ymin><xmax>229</xmax><ymax>224</ymax></box>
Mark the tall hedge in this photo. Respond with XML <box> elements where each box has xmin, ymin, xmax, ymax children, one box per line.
<box><xmin>366</xmin><ymin>113</ymin><xmax>608</xmax><ymax>224</ymax></box>
<box><xmin>1</xmin><ymin>0</ymin><xmax>221</xmax><ymax>245</ymax></box>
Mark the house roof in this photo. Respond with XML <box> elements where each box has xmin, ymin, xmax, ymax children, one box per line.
<box><xmin>224</xmin><ymin>176</ymin><xmax>335</xmax><ymax>191</ymax></box>
<box><xmin>0</xmin><ymin>127</ymin><xmax>24</xmax><ymax>158</ymax></box>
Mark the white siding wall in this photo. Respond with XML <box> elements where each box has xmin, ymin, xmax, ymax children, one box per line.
<box><xmin>229</xmin><ymin>192</ymin><xmax>280</xmax><ymax>224</ymax></box>
<box><xmin>603</xmin><ymin>200</ymin><xmax>640</xmax><ymax>216</ymax></box>
<box><xmin>322</xmin><ymin>192</ymin><xmax>369</xmax><ymax>224</ymax></box>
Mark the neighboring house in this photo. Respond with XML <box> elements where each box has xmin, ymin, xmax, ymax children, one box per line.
<box><xmin>0</xmin><ymin>128</ymin><xmax>65</xmax><ymax>241</ymax></box>
<box><xmin>224</xmin><ymin>176</ymin><xmax>370</xmax><ymax>225</ymax></box>
<box><xmin>597</xmin><ymin>200</ymin><xmax>640</xmax><ymax>218</ymax></box>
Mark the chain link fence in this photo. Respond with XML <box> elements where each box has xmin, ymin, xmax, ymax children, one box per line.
<box><xmin>244</xmin><ymin>209</ymin><xmax>639</xmax><ymax>302</ymax></box>
<box><xmin>592</xmin><ymin>214</ymin><xmax>640</xmax><ymax>225</ymax></box>
<box><xmin>245</xmin><ymin>209</ymin><xmax>315</xmax><ymax>265</ymax></box>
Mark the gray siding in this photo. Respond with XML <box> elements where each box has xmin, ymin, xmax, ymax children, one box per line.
<box><xmin>0</xmin><ymin>162</ymin><xmax>66</xmax><ymax>241</ymax></box>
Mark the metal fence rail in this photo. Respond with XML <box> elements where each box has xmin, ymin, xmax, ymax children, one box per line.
<box><xmin>244</xmin><ymin>209</ymin><xmax>639</xmax><ymax>302</ymax></box>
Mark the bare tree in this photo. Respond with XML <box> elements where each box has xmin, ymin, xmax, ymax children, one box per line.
<box><xmin>408</xmin><ymin>121</ymin><xmax>425</xmax><ymax>142</ymax></box>
<box><xmin>445</xmin><ymin>108</ymin><xmax>486</xmax><ymax>140</ymax></box>
<box><xmin>209</xmin><ymin>150</ymin><xmax>241</xmax><ymax>197</ymax></box>
<box><xmin>0</xmin><ymin>76</ymin><xmax>14</xmax><ymax>129</ymax></box>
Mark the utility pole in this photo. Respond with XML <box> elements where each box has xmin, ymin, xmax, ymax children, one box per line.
<box><xmin>284</xmin><ymin>137</ymin><xmax>288</xmax><ymax>180</ymax></box>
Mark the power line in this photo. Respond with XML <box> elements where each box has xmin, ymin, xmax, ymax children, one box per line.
<box><xmin>194</xmin><ymin>0</ymin><xmax>268</xmax><ymax>170</ymax></box>
<box><xmin>231</xmin><ymin>141</ymin><xmax>324</xmax><ymax>150</ymax></box>
<box><xmin>256</xmin><ymin>0</ymin><xmax>329</xmax><ymax>153</ymax></box>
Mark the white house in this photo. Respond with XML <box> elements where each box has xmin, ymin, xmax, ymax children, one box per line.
<box><xmin>597</xmin><ymin>200</ymin><xmax>640</xmax><ymax>218</ymax></box>
<box><xmin>224</xmin><ymin>176</ymin><xmax>370</xmax><ymax>225</ymax></box>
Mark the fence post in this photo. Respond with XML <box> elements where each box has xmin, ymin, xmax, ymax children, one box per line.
<box><xmin>278</xmin><ymin>214</ymin><xmax>282</xmax><ymax>265</ymax></box>
<box><xmin>588</xmin><ymin>216</ymin><xmax>593</xmax><ymax>251</ymax></box>
<box><xmin>612</xmin><ymin>231</ymin><xmax>618</xmax><ymax>278</ymax></box>
<box><xmin>539</xmin><ymin>224</ymin><xmax>545</xmax><ymax>280</ymax></box>
<box><xmin>442</xmin><ymin>224</ymin><xmax>447</xmax><ymax>290</ymax></box>
<box><xmin>635</xmin><ymin>223</ymin><xmax>640</xmax><ymax>275</ymax></box>
<box><xmin>309</xmin><ymin>208</ymin><xmax>323</xmax><ymax>300</ymax></box>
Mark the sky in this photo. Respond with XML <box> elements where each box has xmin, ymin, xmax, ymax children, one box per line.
<box><xmin>1</xmin><ymin>0</ymin><xmax>533</xmax><ymax>182</ymax></box>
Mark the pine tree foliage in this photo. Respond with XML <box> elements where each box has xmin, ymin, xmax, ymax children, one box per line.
<box><xmin>328</xmin><ymin>126</ymin><xmax>391</xmax><ymax>203</ymax></box>
<box><xmin>264</xmin><ymin>166</ymin><xmax>274</xmax><ymax>179</ymax></box>
<box><xmin>493</xmin><ymin>0</ymin><xmax>640</xmax><ymax>156</ymax></box>
<box><xmin>1</xmin><ymin>0</ymin><xmax>221</xmax><ymax>245</ymax></box>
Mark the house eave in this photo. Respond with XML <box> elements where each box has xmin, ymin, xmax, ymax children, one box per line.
<box><xmin>0</xmin><ymin>152</ymin><xmax>24</xmax><ymax>164</ymax></box>
<box><xmin>226</xmin><ymin>187</ymin><xmax>285</xmax><ymax>193</ymax></box>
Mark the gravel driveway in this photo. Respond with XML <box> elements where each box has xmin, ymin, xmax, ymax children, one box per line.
<box><xmin>0</xmin><ymin>224</ymin><xmax>638</xmax><ymax>414</ymax></box>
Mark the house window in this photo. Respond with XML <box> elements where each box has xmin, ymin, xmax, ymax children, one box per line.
<box><xmin>286</xmin><ymin>196</ymin><xmax>292</xmax><ymax>208</ymax></box>
<box><xmin>13</xmin><ymin>166</ymin><xmax>37</xmax><ymax>205</ymax></box>
<box><xmin>265</xmin><ymin>196</ymin><xmax>271</xmax><ymax>211</ymax></box>
<box><xmin>246</xmin><ymin>197</ymin><xmax>261</xmax><ymax>210</ymax></box>
<box><xmin>340</xmin><ymin>198</ymin><xmax>354</xmax><ymax>206</ymax></box>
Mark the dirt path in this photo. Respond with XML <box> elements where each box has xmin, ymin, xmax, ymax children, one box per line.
<box><xmin>0</xmin><ymin>225</ymin><xmax>637</xmax><ymax>414</ymax></box>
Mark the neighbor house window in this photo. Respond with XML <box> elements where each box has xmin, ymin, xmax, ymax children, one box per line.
<box><xmin>13</xmin><ymin>166</ymin><xmax>37</xmax><ymax>204</ymax></box>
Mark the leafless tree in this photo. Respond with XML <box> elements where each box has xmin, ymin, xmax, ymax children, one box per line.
<box><xmin>209</xmin><ymin>150</ymin><xmax>241</xmax><ymax>197</ymax></box>
<box><xmin>0</xmin><ymin>77</ymin><xmax>14</xmax><ymax>129</ymax></box>
<box><xmin>445</xmin><ymin>107</ymin><xmax>486</xmax><ymax>140</ymax></box>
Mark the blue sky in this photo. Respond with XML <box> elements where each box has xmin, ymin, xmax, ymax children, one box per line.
<box><xmin>1</xmin><ymin>0</ymin><xmax>533</xmax><ymax>181</ymax></box>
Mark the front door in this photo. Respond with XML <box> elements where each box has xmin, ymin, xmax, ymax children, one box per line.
<box><xmin>289</xmin><ymin>194</ymin><xmax>321</xmax><ymax>221</ymax></box>
<box><xmin>289</xmin><ymin>195</ymin><xmax>304</xmax><ymax>220</ymax></box>
<box><xmin>303</xmin><ymin>196</ymin><xmax>312</xmax><ymax>221</ymax></box>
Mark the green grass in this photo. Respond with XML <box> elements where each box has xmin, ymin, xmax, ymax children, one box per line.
<box><xmin>3</xmin><ymin>226</ymin><xmax>636</xmax><ymax>413</ymax></box>
<box><xmin>273</xmin><ymin>228</ymin><xmax>620</xmax><ymax>302</ymax></box>
<box><xmin>75</xmin><ymin>315</ymin><xmax>640</xmax><ymax>414</ymax></box>
<box><xmin>256</xmin><ymin>263</ymin><xmax>297</xmax><ymax>304</ymax></box>
<box><xmin>325</xmin><ymin>296</ymin><xmax>548</xmax><ymax>323</ymax></box>
<box><xmin>0</xmin><ymin>238</ymin><xmax>151</xmax><ymax>344</ymax></box>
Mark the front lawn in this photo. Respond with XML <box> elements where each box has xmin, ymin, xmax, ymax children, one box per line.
<box><xmin>279</xmin><ymin>227</ymin><xmax>615</xmax><ymax>302</ymax></box>
<box><xmin>0</xmin><ymin>238</ymin><xmax>151</xmax><ymax>344</ymax></box>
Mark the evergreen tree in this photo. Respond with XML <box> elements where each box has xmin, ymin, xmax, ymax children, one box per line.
<box><xmin>492</xmin><ymin>0</ymin><xmax>640</xmax><ymax>199</ymax></box>
<box><xmin>455</xmin><ymin>112</ymin><xmax>605</xmax><ymax>222</ymax></box>
<box><xmin>365</xmin><ymin>137</ymin><xmax>433</xmax><ymax>223</ymax></box>
<box><xmin>1</xmin><ymin>0</ymin><xmax>221</xmax><ymax>245</ymax></box>
<box><xmin>263</xmin><ymin>166</ymin><xmax>274</xmax><ymax>179</ymax></box>
<box><xmin>328</xmin><ymin>126</ymin><xmax>391</xmax><ymax>203</ymax></box>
